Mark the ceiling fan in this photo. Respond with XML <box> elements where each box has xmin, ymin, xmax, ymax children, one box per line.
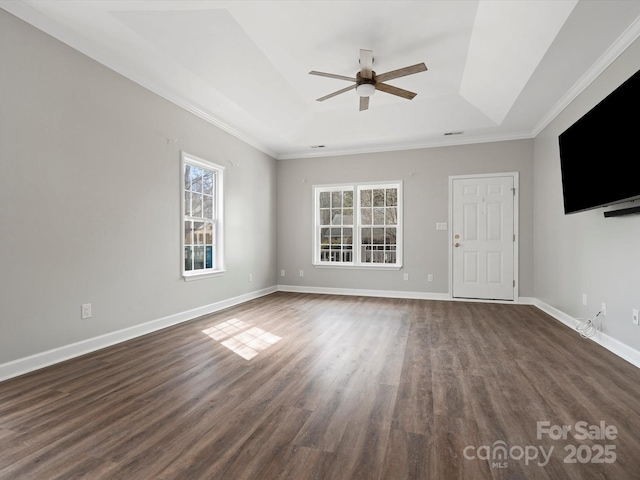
<box><xmin>309</xmin><ymin>49</ymin><xmax>427</xmax><ymax>111</ymax></box>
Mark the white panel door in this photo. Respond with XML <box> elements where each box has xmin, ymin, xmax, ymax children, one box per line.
<box><xmin>452</xmin><ymin>175</ymin><xmax>515</xmax><ymax>300</ymax></box>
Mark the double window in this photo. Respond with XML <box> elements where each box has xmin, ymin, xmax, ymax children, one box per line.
<box><xmin>182</xmin><ymin>152</ymin><xmax>225</xmax><ymax>279</ymax></box>
<box><xmin>314</xmin><ymin>182</ymin><xmax>402</xmax><ymax>268</ymax></box>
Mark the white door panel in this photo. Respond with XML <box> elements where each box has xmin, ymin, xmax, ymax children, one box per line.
<box><xmin>452</xmin><ymin>175</ymin><xmax>515</xmax><ymax>300</ymax></box>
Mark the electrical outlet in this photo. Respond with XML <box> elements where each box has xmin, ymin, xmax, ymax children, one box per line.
<box><xmin>582</xmin><ymin>293</ymin><xmax>587</xmax><ymax>306</ymax></box>
<box><xmin>249</xmin><ymin>273</ymin><xmax>253</xmax><ymax>282</ymax></box>
<box><xmin>299</xmin><ymin>270</ymin><xmax>304</xmax><ymax>277</ymax></box>
<box><xmin>633</xmin><ymin>309</ymin><xmax>639</xmax><ymax>326</ymax></box>
<box><xmin>403</xmin><ymin>273</ymin><xmax>409</xmax><ymax>281</ymax></box>
<box><xmin>81</xmin><ymin>303</ymin><xmax>92</xmax><ymax>319</ymax></box>
<box><xmin>280</xmin><ymin>270</ymin><xmax>285</xmax><ymax>277</ymax></box>
<box><xmin>601</xmin><ymin>303</ymin><xmax>607</xmax><ymax>316</ymax></box>
<box><xmin>427</xmin><ymin>274</ymin><xmax>434</xmax><ymax>282</ymax></box>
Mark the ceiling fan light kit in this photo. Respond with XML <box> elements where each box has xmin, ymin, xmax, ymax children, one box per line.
<box><xmin>356</xmin><ymin>82</ymin><xmax>376</xmax><ymax>97</ymax></box>
<box><xmin>310</xmin><ymin>49</ymin><xmax>427</xmax><ymax>111</ymax></box>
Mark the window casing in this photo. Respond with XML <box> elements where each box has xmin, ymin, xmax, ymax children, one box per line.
<box><xmin>181</xmin><ymin>152</ymin><xmax>225</xmax><ymax>279</ymax></box>
<box><xmin>313</xmin><ymin>182</ymin><xmax>402</xmax><ymax>268</ymax></box>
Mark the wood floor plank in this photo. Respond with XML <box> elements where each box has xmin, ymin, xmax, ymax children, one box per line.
<box><xmin>1</xmin><ymin>292</ymin><xmax>640</xmax><ymax>479</ymax></box>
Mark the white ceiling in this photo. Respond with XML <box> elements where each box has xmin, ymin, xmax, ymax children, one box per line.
<box><xmin>3</xmin><ymin>1</ymin><xmax>640</xmax><ymax>159</ymax></box>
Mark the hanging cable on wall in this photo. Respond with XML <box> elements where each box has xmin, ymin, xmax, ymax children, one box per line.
<box><xmin>574</xmin><ymin>311</ymin><xmax>602</xmax><ymax>338</ymax></box>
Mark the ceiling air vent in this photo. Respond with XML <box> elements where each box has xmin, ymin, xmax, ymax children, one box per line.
<box><xmin>444</xmin><ymin>131</ymin><xmax>464</xmax><ymax>136</ymax></box>
<box><xmin>310</xmin><ymin>145</ymin><xmax>326</xmax><ymax>149</ymax></box>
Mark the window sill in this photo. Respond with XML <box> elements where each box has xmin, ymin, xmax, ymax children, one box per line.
<box><xmin>183</xmin><ymin>270</ymin><xmax>226</xmax><ymax>281</ymax></box>
<box><xmin>313</xmin><ymin>263</ymin><xmax>402</xmax><ymax>271</ymax></box>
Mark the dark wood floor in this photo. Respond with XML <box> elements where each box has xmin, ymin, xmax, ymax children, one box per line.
<box><xmin>1</xmin><ymin>292</ymin><xmax>640</xmax><ymax>479</ymax></box>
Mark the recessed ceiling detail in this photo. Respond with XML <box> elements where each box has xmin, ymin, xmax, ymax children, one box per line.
<box><xmin>3</xmin><ymin>0</ymin><xmax>640</xmax><ymax>159</ymax></box>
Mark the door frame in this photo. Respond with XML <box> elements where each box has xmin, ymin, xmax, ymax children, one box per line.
<box><xmin>448</xmin><ymin>172</ymin><xmax>520</xmax><ymax>302</ymax></box>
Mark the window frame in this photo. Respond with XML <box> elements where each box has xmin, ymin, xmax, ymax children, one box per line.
<box><xmin>181</xmin><ymin>151</ymin><xmax>225</xmax><ymax>281</ymax></box>
<box><xmin>312</xmin><ymin>181</ymin><xmax>403</xmax><ymax>269</ymax></box>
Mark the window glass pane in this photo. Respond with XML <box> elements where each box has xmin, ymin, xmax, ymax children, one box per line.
<box><xmin>190</xmin><ymin>166</ymin><xmax>203</xmax><ymax>193</ymax></box>
<box><xmin>319</xmin><ymin>191</ymin><xmax>330</xmax><ymax>208</ymax></box>
<box><xmin>344</xmin><ymin>190</ymin><xmax>353</xmax><ymax>207</ymax></box>
<box><xmin>184</xmin><ymin>191</ymin><xmax>191</xmax><ymax>216</ymax></box>
<box><xmin>205</xmin><ymin>222</ymin><xmax>213</xmax><ymax>244</ymax></box>
<box><xmin>384</xmin><ymin>249</ymin><xmax>397</xmax><ymax>264</ymax></box>
<box><xmin>206</xmin><ymin>246</ymin><xmax>213</xmax><ymax>269</ymax></box>
<box><xmin>184</xmin><ymin>165</ymin><xmax>193</xmax><ymax>191</ymax></box>
<box><xmin>332</xmin><ymin>191</ymin><xmax>342</xmax><ymax>207</ymax></box>
<box><xmin>343</xmin><ymin>209</ymin><xmax>353</xmax><ymax>224</ymax></box>
<box><xmin>361</xmin><ymin>246</ymin><xmax>371</xmax><ymax>263</ymax></box>
<box><xmin>330</xmin><ymin>228</ymin><xmax>342</xmax><ymax>245</ymax></box>
<box><xmin>331</xmin><ymin>209</ymin><xmax>342</xmax><ymax>225</ymax></box>
<box><xmin>185</xmin><ymin>221</ymin><xmax>193</xmax><ymax>244</ymax></box>
<box><xmin>361</xmin><ymin>228</ymin><xmax>372</xmax><ymax>244</ymax></box>
<box><xmin>192</xmin><ymin>193</ymin><xmax>203</xmax><ymax>217</ymax></box>
<box><xmin>194</xmin><ymin>246</ymin><xmax>205</xmax><ymax>270</ymax></box>
<box><xmin>203</xmin><ymin>170</ymin><xmax>214</xmax><ymax>195</ymax></box>
<box><xmin>184</xmin><ymin>246</ymin><xmax>193</xmax><ymax>271</ymax></box>
<box><xmin>361</xmin><ymin>189</ymin><xmax>372</xmax><ymax>207</ymax></box>
<box><xmin>320</xmin><ymin>227</ymin><xmax>330</xmax><ymax>245</ymax></box>
<box><xmin>203</xmin><ymin>195</ymin><xmax>213</xmax><ymax>219</ymax></box>
<box><xmin>373</xmin><ymin>208</ymin><xmax>385</xmax><ymax>225</ymax></box>
<box><xmin>386</xmin><ymin>188</ymin><xmax>398</xmax><ymax>206</ymax></box>
<box><xmin>386</xmin><ymin>207</ymin><xmax>397</xmax><ymax>225</ymax></box>
<box><xmin>194</xmin><ymin>221</ymin><xmax>204</xmax><ymax>244</ymax></box>
<box><xmin>344</xmin><ymin>228</ymin><xmax>353</xmax><ymax>245</ymax></box>
<box><xmin>386</xmin><ymin>228</ymin><xmax>397</xmax><ymax>245</ymax></box>
<box><xmin>320</xmin><ymin>209</ymin><xmax>330</xmax><ymax>225</ymax></box>
<box><xmin>373</xmin><ymin>227</ymin><xmax>384</xmax><ymax>244</ymax></box>
<box><xmin>373</xmin><ymin>189</ymin><xmax>385</xmax><ymax>207</ymax></box>
<box><xmin>361</xmin><ymin>208</ymin><xmax>372</xmax><ymax>225</ymax></box>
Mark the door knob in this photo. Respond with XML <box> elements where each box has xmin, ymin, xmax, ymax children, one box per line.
<box><xmin>454</xmin><ymin>242</ymin><xmax>460</xmax><ymax>247</ymax></box>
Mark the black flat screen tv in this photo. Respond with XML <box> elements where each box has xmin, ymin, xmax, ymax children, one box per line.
<box><xmin>558</xmin><ymin>68</ymin><xmax>640</xmax><ymax>214</ymax></box>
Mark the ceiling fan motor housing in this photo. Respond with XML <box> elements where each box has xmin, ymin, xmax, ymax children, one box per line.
<box><xmin>356</xmin><ymin>72</ymin><xmax>376</xmax><ymax>97</ymax></box>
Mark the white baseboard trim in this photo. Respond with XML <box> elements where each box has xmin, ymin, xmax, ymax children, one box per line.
<box><xmin>278</xmin><ymin>285</ymin><xmax>536</xmax><ymax>306</ymax></box>
<box><xmin>277</xmin><ymin>284</ymin><xmax>451</xmax><ymax>301</ymax></box>
<box><xmin>3</xmin><ymin>287</ymin><xmax>637</xmax><ymax>382</ymax></box>
<box><xmin>0</xmin><ymin>286</ymin><xmax>277</xmax><ymax>383</ymax></box>
<box><xmin>532</xmin><ymin>298</ymin><xmax>640</xmax><ymax>369</ymax></box>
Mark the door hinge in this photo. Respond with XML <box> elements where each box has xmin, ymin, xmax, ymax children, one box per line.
<box><xmin>513</xmin><ymin>280</ymin><xmax>516</xmax><ymax>287</ymax></box>
<box><xmin>513</xmin><ymin>234</ymin><xmax>516</xmax><ymax>242</ymax></box>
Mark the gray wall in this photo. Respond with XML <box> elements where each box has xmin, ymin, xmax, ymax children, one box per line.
<box><xmin>0</xmin><ymin>11</ymin><xmax>277</xmax><ymax>365</ymax></box>
<box><xmin>277</xmin><ymin>140</ymin><xmax>534</xmax><ymax>297</ymax></box>
<box><xmin>534</xmin><ymin>36</ymin><xmax>640</xmax><ymax>352</ymax></box>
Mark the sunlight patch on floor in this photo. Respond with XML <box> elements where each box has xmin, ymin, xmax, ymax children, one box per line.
<box><xmin>202</xmin><ymin>318</ymin><xmax>281</xmax><ymax>360</ymax></box>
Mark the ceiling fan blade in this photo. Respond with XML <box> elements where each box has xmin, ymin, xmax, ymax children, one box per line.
<box><xmin>374</xmin><ymin>63</ymin><xmax>427</xmax><ymax>83</ymax></box>
<box><xmin>309</xmin><ymin>71</ymin><xmax>357</xmax><ymax>82</ymax></box>
<box><xmin>376</xmin><ymin>82</ymin><xmax>417</xmax><ymax>100</ymax></box>
<box><xmin>316</xmin><ymin>84</ymin><xmax>357</xmax><ymax>102</ymax></box>
<box><xmin>359</xmin><ymin>49</ymin><xmax>373</xmax><ymax>79</ymax></box>
<box><xmin>359</xmin><ymin>96</ymin><xmax>369</xmax><ymax>111</ymax></box>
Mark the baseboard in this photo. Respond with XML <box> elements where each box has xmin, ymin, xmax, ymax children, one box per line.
<box><xmin>278</xmin><ymin>285</ymin><xmax>536</xmax><ymax>306</ymax></box>
<box><xmin>3</xmin><ymin>287</ymin><xmax>637</xmax><ymax>382</ymax></box>
<box><xmin>532</xmin><ymin>298</ymin><xmax>640</xmax><ymax>369</ymax></box>
<box><xmin>0</xmin><ymin>286</ymin><xmax>277</xmax><ymax>383</ymax></box>
<box><xmin>277</xmin><ymin>284</ymin><xmax>451</xmax><ymax>301</ymax></box>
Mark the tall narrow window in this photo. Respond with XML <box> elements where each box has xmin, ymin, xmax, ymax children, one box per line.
<box><xmin>314</xmin><ymin>182</ymin><xmax>402</xmax><ymax>268</ymax></box>
<box><xmin>359</xmin><ymin>185</ymin><xmax>398</xmax><ymax>265</ymax></box>
<box><xmin>317</xmin><ymin>187</ymin><xmax>354</xmax><ymax>264</ymax></box>
<box><xmin>182</xmin><ymin>152</ymin><xmax>224</xmax><ymax>279</ymax></box>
